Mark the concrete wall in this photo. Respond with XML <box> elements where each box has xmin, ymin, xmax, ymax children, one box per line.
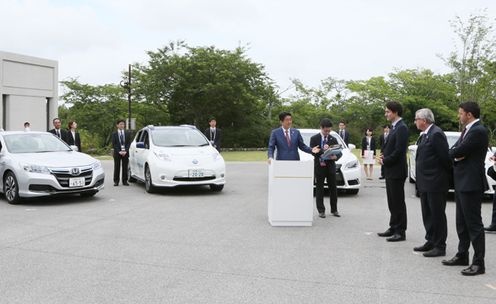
<box><xmin>0</xmin><ymin>51</ymin><xmax>58</xmax><ymax>131</ymax></box>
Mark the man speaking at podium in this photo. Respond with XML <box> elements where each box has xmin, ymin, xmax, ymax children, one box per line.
<box><xmin>268</xmin><ymin>112</ymin><xmax>320</xmax><ymax>162</ymax></box>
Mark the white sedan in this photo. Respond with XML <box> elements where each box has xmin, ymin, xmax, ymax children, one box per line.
<box><xmin>128</xmin><ymin>125</ymin><xmax>226</xmax><ymax>193</ymax></box>
<box><xmin>0</xmin><ymin>131</ymin><xmax>105</xmax><ymax>204</ymax></box>
<box><xmin>408</xmin><ymin>131</ymin><xmax>496</xmax><ymax>195</ymax></box>
<box><xmin>298</xmin><ymin>129</ymin><xmax>361</xmax><ymax>194</ymax></box>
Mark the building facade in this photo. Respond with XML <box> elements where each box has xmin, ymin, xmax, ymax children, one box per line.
<box><xmin>0</xmin><ymin>51</ymin><xmax>58</xmax><ymax>131</ymax></box>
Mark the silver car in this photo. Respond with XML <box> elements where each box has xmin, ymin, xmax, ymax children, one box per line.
<box><xmin>0</xmin><ymin>131</ymin><xmax>105</xmax><ymax>204</ymax></box>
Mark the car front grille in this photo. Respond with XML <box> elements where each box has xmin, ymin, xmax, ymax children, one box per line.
<box><xmin>50</xmin><ymin>166</ymin><xmax>93</xmax><ymax>187</ymax></box>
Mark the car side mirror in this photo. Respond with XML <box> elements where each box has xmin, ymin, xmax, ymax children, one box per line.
<box><xmin>347</xmin><ymin>143</ymin><xmax>356</xmax><ymax>150</ymax></box>
<box><xmin>69</xmin><ymin>145</ymin><xmax>79</xmax><ymax>152</ymax></box>
<box><xmin>136</xmin><ymin>142</ymin><xmax>145</xmax><ymax>149</ymax></box>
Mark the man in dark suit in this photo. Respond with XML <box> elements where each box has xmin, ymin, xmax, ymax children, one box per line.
<box><xmin>485</xmin><ymin>152</ymin><xmax>496</xmax><ymax>232</ymax></box>
<box><xmin>204</xmin><ymin>118</ymin><xmax>222</xmax><ymax>151</ymax></box>
<box><xmin>378</xmin><ymin>125</ymin><xmax>390</xmax><ymax>180</ymax></box>
<box><xmin>377</xmin><ymin>101</ymin><xmax>409</xmax><ymax>242</ymax></box>
<box><xmin>111</xmin><ymin>119</ymin><xmax>132</xmax><ymax>186</ymax></box>
<box><xmin>442</xmin><ymin>102</ymin><xmax>488</xmax><ymax>276</ymax></box>
<box><xmin>268</xmin><ymin>112</ymin><xmax>320</xmax><ymax>162</ymax></box>
<box><xmin>48</xmin><ymin>118</ymin><xmax>68</xmax><ymax>143</ymax></box>
<box><xmin>413</xmin><ymin>108</ymin><xmax>450</xmax><ymax>257</ymax></box>
<box><xmin>338</xmin><ymin>121</ymin><xmax>350</xmax><ymax>146</ymax></box>
<box><xmin>310</xmin><ymin>118</ymin><xmax>340</xmax><ymax>218</ymax></box>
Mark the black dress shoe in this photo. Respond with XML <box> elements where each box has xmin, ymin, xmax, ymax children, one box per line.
<box><xmin>461</xmin><ymin>264</ymin><xmax>485</xmax><ymax>276</ymax></box>
<box><xmin>414</xmin><ymin>242</ymin><xmax>434</xmax><ymax>252</ymax></box>
<box><xmin>122</xmin><ymin>182</ymin><xmax>130</xmax><ymax>186</ymax></box>
<box><xmin>377</xmin><ymin>229</ymin><xmax>394</xmax><ymax>237</ymax></box>
<box><xmin>386</xmin><ymin>233</ymin><xmax>406</xmax><ymax>242</ymax></box>
<box><xmin>114</xmin><ymin>183</ymin><xmax>119</xmax><ymax>186</ymax></box>
<box><xmin>484</xmin><ymin>225</ymin><xmax>496</xmax><ymax>232</ymax></box>
<box><xmin>331</xmin><ymin>211</ymin><xmax>341</xmax><ymax>217</ymax></box>
<box><xmin>318</xmin><ymin>212</ymin><xmax>326</xmax><ymax>218</ymax></box>
<box><xmin>442</xmin><ymin>255</ymin><xmax>469</xmax><ymax>266</ymax></box>
<box><xmin>379</xmin><ymin>176</ymin><xmax>385</xmax><ymax>180</ymax></box>
<box><xmin>423</xmin><ymin>248</ymin><xmax>446</xmax><ymax>257</ymax></box>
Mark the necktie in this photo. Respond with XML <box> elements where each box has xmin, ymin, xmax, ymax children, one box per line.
<box><xmin>57</xmin><ymin>129</ymin><xmax>60</xmax><ymax>138</ymax></box>
<box><xmin>416</xmin><ymin>134</ymin><xmax>425</xmax><ymax>145</ymax></box>
<box><xmin>340</xmin><ymin>131</ymin><xmax>343</xmax><ymax>138</ymax></box>
<box><xmin>120</xmin><ymin>131</ymin><xmax>124</xmax><ymax>145</ymax></box>
<box><xmin>460</xmin><ymin>127</ymin><xmax>467</xmax><ymax>141</ymax></box>
<box><xmin>284</xmin><ymin>130</ymin><xmax>291</xmax><ymax>147</ymax></box>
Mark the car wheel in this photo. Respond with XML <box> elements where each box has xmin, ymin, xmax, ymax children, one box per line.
<box><xmin>145</xmin><ymin>165</ymin><xmax>156</xmax><ymax>193</ymax></box>
<box><xmin>128</xmin><ymin>167</ymin><xmax>137</xmax><ymax>183</ymax></box>
<box><xmin>4</xmin><ymin>172</ymin><xmax>21</xmax><ymax>204</ymax></box>
<box><xmin>210</xmin><ymin>184</ymin><xmax>224</xmax><ymax>192</ymax></box>
<box><xmin>347</xmin><ymin>189</ymin><xmax>359</xmax><ymax>195</ymax></box>
<box><xmin>80</xmin><ymin>190</ymin><xmax>98</xmax><ymax>197</ymax></box>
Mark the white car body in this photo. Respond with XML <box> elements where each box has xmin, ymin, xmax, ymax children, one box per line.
<box><xmin>408</xmin><ymin>131</ymin><xmax>495</xmax><ymax>195</ymax></box>
<box><xmin>298</xmin><ymin>129</ymin><xmax>361</xmax><ymax>194</ymax></box>
<box><xmin>128</xmin><ymin>125</ymin><xmax>226</xmax><ymax>192</ymax></box>
<box><xmin>0</xmin><ymin>131</ymin><xmax>105</xmax><ymax>204</ymax></box>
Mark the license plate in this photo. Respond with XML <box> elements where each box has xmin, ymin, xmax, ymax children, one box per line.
<box><xmin>69</xmin><ymin>177</ymin><xmax>85</xmax><ymax>187</ymax></box>
<box><xmin>188</xmin><ymin>169</ymin><xmax>204</xmax><ymax>178</ymax></box>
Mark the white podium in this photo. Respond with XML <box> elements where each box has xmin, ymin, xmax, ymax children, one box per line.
<box><xmin>268</xmin><ymin>160</ymin><xmax>314</xmax><ymax>226</ymax></box>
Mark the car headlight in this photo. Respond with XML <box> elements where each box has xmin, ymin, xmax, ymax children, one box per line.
<box><xmin>22</xmin><ymin>164</ymin><xmax>50</xmax><ymax>174</ymax></box>
<box><xmin>93</xmin><ymin>161</ymin><xmax>102</xmax><ymax>170</ymax></box>
<box><xmin>344</xmin><ymin>160</ymin><xmax>358</xmax><ymax>169</ymax></box>
<box><xmin>212</xmin><ymin>152</ymin><xmax>223</xmax><ymax>161</ymax></box>
<box><xmin>154</xmin><ymin>150</ymin><xmax>172</xmax><ymax>161</ymax></box>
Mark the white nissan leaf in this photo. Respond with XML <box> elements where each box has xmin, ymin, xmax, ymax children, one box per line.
<box><xmin>128</xmin><ymin>125</ymin><xmax>226</xmax><ymax>193</ymax></box>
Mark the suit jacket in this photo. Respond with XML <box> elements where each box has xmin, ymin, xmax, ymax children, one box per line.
<box><xmin>204</xmin><ymin>128</ymin><xmax>222</xmax><ymax>151</ymax></box>
<box><xmin>361</xmin><ymin>136</ymin><xmax>377</xmax><ymax>156</ymax></box>
<box><xmin>268</xmin><ymin>128</ymin><xmax>312</xmax><ymax>160</ymax></box>
<box><xmin>379</xmin><ymin>133</ymin><xmax>389</xmax><ymax>152</ymax></box>
<box><xmin>382</xmin><ymin>119</ymin><xmax>409</xmax><ymax>179</ymax></box>
<box><xmin>49</xmin><ymin>128</ymin><xmax>68</xmax><ymax>143</ymax></box>
<box><xmin>310</xmin><ymin>133</ymin><xmax>338</xmax><ymax>168</ymax></box>
<box><xmin>338</xmin><ymin>129</ymin><xmax>350</xmax><ymax>145</ymax></box>
<box><xmin>415</xmin><ymin>124</ymin><xmax>451</xmax><ymax>193</ymax></box>
<box><xmin>449</xmin><ymin>121</ymin><xmax>489</xmax><ymax>192</ymax></box>
<box><xmin>112</xmin><ymin>130</ymin><xmax>132</xmax><ymax>156</ymax></box>
<box><xmin>66</xmin><ymin>130</ymin><xmax>82</xmax><ymax>152</ymax></box>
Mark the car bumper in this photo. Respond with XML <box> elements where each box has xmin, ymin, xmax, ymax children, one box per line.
<box><xmin>149</xmin><ymin>162</ymin><xmax>226</xmax><ymax>188</ymax></box>
<box><xmin>17</xmin><ymin>168</ymin><xmax>105</xmax><ymax>198</ymax></box>
<box><xmin>337</xmin><ymin>165</ymin><xmax>361</xmax><ymax>189</ymax></box>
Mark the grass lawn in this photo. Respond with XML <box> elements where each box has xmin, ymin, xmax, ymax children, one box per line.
<box><xmin>94</xmin><ymin>149</ymin><xmax>385</xmax><ymax>163</ymax></box>
<box><xmin>221</xmin><ymin>151</ymin><xmax>267</xmax><ymax>162</ymax></box>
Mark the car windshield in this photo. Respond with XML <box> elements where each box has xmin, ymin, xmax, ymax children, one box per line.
<box><xmin>300</xmin><ymin>132</ymin><xmax>344</xmax><ymax>147</ymax></box>
<box><xmin>446</xmin><ymin>135</ymin><xmax>459</xmax><ymax>148</ymax></box>
<box><xmin>3</xmin><ymin>133</ymin><xmax>71</xmax><ymax>153</ymax></box>
<box><xmin>151</xmin><ymin>128</ymin><xmax>209</xmax><ymax>147</ymax></box>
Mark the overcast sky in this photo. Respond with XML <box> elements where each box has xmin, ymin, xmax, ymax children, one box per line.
<box><xmin>1</xmin><ymin>0</ymin><xmax>495</xmax><ymax>94</ymax></box>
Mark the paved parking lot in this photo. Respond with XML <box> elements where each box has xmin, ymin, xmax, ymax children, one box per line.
<box><xmin>0</xmin><ymin>160</ymin><xmax>495</xmax><ymax>304</ymax></box>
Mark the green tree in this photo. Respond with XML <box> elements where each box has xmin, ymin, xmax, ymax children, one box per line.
<box><xmin>131</xmin><ymin>42</ymin><xmax>277</xmax><ymax>148</ymax></box>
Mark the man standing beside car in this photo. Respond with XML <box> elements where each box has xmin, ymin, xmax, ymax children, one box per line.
<box><xmin>112</xmin><ymin>119</ymin><xmax>132</xmax><ymax>186</ymax></box>
<box><xmin>377</xmin><ymin>101</ymin><xmax>409</xmax><ymax>242</ymax></box>
<box><xmin>49</xmin><ymin>118</ymin><xmax>68</xmax><ymax>143</ymax></box>
<box><xmin>413</xmin><ymin>108</ymin><xmax>450</xmax><ymax>257</ymax></box>
<box><xmin>442</xmin><ymin>101</ymin><xmax>488</xmax><ymax>276</ymax></box>
<box><xmin>205</xmin><ymin>118</ymin><xmax>221</xmax><ymax>152</ymax></box>
<box><xmin>310</xmin><ymin>118</ymin><xmax>340</xmax><ymax>218</ymax></box>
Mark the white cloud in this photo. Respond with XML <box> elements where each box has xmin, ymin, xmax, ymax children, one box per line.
<box><xmin>1</xmin><ymin>0</ymin><xmax>495</xmax><ymax>92</ymax></box>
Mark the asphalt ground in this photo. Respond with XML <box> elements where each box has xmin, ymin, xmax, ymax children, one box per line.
<box><xmin>0</xmin><ymin>160</ymin><xmax>495</xmax><ymax>304</ymax></box>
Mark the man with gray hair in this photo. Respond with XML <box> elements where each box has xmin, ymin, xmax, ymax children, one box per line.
<box><xmin>413</xmin><ymin>108</ymin><xmax>451</xmax><ymax>257</ymax></box>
